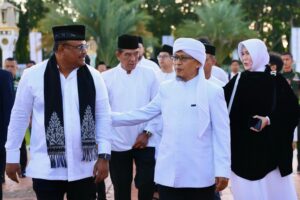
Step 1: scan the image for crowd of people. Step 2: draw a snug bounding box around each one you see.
[0,24,300,200]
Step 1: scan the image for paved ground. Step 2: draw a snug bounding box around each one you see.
[3,151,300,200]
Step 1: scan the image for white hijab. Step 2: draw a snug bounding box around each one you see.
[238,38,269,72]
[173,38,210,138]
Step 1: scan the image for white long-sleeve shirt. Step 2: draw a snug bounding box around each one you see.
[138,56,160,73]
[111,75,231,188]
[156,70,176,83]
[209,75,226,87]
[5,60,111,181]
[211,66,229,85]
[102,64,160,151]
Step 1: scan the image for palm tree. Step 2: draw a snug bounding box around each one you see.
[38,3,74,57]
[38,0,152,66]
[175,0,257,64]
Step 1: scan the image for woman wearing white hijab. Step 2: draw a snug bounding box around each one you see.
[224,39,299,200]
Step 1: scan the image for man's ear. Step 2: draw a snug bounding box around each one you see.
[57,44,64,53]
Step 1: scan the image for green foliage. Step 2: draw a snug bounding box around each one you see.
[38,0,151,66]
[72,0,151,66]
[37,3,74,57]
[10,0,59,63]
[12,0,300,64]
[15,11,30,63]
[141,0,201,43]
[235,0,300,52]
[175,0,256,63]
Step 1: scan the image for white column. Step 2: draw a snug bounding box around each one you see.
[2,49,13,62]
[0,34,18,66]
[29,31,42,63]
[291,27,300,72]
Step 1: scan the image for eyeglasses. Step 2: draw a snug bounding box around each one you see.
[157,55,171,60]
[171,55,194,62]
[63,43,89,52]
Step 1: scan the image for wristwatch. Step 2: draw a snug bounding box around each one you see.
[144,130,153,137]
[98,153,111,160]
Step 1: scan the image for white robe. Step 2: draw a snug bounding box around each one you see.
[211,65,229,85]
[156,70,176,83]
[209,75,226,87]
[112,74,231,188]
[154,70,176,158]
[138,56,160,73]
[231,169,297,200]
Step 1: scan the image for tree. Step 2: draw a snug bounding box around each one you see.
[235,0,300,52]
[72,0,152,66]
[37,2,74,58]
[175,0,256,63]
[38,0,152,66]
[10,0,59,63]
[140,0,202,43]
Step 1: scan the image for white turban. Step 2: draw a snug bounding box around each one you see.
[173,38,206,67]
[238,38,269,72]
[173,37,210,139]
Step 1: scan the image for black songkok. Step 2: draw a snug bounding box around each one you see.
[118,34,139,49]
[137,36,143,44]
[52,25,85,41]
[160,45,173,55]
[269,53,283,72]
[198,38,216,55]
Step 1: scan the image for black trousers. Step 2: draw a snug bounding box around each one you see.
[0,146,5,183]
[0,145,5,200]
[20,139,27,174]
[110,147,155,200]
[158,184,215,200]
[32,177,96,200]
[214,192,221,200]
[0,183,2,200]
[97,181,106,200]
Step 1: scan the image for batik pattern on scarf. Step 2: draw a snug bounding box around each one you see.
[44,54,97,168]
[81,105,97,161]
[46,112,67,167]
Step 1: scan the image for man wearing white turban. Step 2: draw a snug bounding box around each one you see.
[111,38,231,200]
[224,39,299,200]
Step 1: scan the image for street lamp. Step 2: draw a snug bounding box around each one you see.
[0,0,19,67]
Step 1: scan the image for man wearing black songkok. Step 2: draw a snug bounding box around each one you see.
[102,34,160,200]
[5,25,112,200]
[156,44,176,82]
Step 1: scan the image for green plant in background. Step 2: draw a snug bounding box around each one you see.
[73,0,152,66]
[11,0,300,65]
[38,0,152,66]
[175,0,256,64]
[235,0,300,53]
[25,129,31,146]
[37,2,75,58]
[9,0,61,63]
